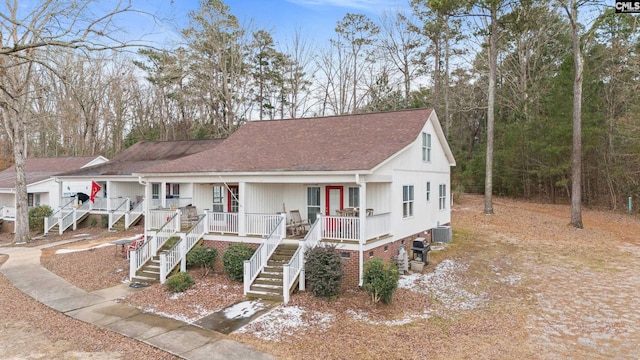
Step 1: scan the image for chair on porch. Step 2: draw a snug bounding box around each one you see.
[289,210,310,235]
[182,206,199,226]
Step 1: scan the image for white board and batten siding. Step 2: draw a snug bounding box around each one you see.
[372,115,453,241]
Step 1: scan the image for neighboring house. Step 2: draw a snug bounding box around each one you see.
[132,108,456,302]
[0,156,108,232]
[55,139,223,232]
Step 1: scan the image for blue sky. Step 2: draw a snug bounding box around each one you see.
[131,0,410,47]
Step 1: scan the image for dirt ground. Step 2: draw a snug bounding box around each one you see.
[2,195,640,359]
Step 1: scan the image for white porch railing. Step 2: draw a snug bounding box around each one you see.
[245,213,282,236]
[44,198,77,235]
[282,218,322,304]
[108,198,130,229]
[1,206,16,219]
[130,210,180,281]
[243,213,286,295]
[148,209,178,230]
[365,212,391,239]
[125,199,145,229]
[207,211,238,234]
[91,197,108,211]
[150,198,162,209]
[159,214,207,284]
[322,215,360,241]
[166,197,193,209]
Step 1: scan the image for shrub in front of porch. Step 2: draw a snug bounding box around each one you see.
[187,246,218,276]
[223,243,256,282]
[304,244,343,299]
[362,258,400,304]
[165,272,195,293]
[28,205,52,232]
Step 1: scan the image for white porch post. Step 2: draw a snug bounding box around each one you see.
[180,233,187,272]
[358,180,367,287]
[144,180,151,236]
[238,182,246,236]
[106,180,112,212]
[161,181,167,208]
[57,179,63,209]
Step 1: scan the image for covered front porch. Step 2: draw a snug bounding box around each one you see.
[147,209,391,243]
[144,177,394,243]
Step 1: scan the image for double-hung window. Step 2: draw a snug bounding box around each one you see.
[422,132,431,162]
[307,187,321,223]
[439,184,447,210]
[212,186,224,212]
[403,185,414,218]
[151,183,160,200]
[426,181,431,202]
[348,187,359,208]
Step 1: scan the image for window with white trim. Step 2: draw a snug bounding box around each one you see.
[307,187,321,223]
[439,184,447,210]
[426,181,431,202]
[402,185,414,218]
[212,186,224,212]
[348,187,359,208]
[422,132,431,162]
[151,183,160,199]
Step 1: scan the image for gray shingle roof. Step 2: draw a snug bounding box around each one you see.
[57,139,223,177]
[140,109,435,174]
[0,156,101,189]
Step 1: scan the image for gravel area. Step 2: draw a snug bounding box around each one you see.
[3,195,640,359]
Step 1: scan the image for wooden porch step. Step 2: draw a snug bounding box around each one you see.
[254,277,283,286]
[246,290,284,302]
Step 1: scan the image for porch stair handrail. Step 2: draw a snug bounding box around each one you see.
[125,199,145,230]
[44,198,77,235]
[159,214,207,284]
[282,217,322,304]
[129,210,180,281]
[108,198,130,229]
[243,213,286,295]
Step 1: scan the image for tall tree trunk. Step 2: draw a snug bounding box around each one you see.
[13,118,30,243]
[564,0,584,228]
[484,6,497,215]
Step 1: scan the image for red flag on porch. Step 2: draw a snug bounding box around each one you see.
[90,181,101,203]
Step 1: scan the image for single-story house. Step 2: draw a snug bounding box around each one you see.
[0,156,108,232]
[55,139,223,232]
[131,108,456,302]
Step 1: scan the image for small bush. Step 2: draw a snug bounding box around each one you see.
[304,244,343,299]
[165,272,195,293]
[187,246,218,275]
[222,243,255,282]
[362,258,400,304]
[28,205,53,232]
[89,217,98,227]
[101,215,109,228]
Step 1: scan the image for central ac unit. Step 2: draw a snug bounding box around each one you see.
[432,226,452,243]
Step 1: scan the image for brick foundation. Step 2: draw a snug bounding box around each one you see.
[202,230,432,290]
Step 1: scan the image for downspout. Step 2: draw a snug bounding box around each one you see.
[54,177,63,209]
[138,176,148,241]
[355,174,364,287]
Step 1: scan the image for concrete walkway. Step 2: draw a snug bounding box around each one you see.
[0,240,274,360]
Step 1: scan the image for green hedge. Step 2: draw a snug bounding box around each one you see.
[222,243,255,282]
[165,272,195,293]
[187,246,218,275]
[304,244,343,299]
[28,205,53,232]
[362,258,400,304]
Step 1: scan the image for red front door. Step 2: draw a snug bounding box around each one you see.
[325,186,343,215]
